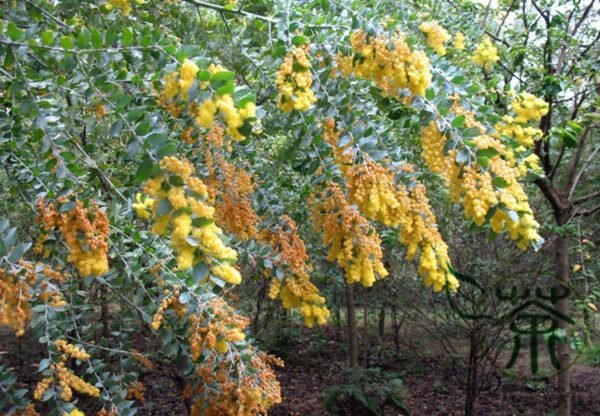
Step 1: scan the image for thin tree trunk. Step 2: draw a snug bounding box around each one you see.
[363,301,369,367]
[345,284,358,367]
[555,215,572,416]
[378,305,385,338]
[252,279,268,335]
[465,330,479,416]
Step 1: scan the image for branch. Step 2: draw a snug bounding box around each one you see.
[566,124,596,199]
[531,0,550,26]
[181,0,275,23]
[574,204,600,217]
[575,191,600,205]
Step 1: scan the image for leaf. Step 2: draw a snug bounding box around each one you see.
[476,148,499,159]
[38,358,51,372]
[0,240,7,257]
[110,119,123,137]
[8,243,31,263]
[291,35,307,46]
[211,71,235,83]
[60,35,74,50]
[155,199,172,216]
[135,158,155,182]
[451,115,466,128]
[179,292,191,304]
[492,177,511,188]
[122,27,134,47]
[193,263,209,283]
[7,22,21,41]
[41,30,55,46]
[192,218,214,227]
[91,29,103,48]
[3,227,17,248]
[156,141,178,158]
[425,87,435,100]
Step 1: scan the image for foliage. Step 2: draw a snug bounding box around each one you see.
[0,0,597,415]
[323,367,408,416]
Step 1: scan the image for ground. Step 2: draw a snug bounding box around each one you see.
[1,324,599,415]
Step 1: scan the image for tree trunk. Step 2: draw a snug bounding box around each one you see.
[555,214,572,416]
[465,330,479,416]
[252,279,268,335]
[378,305,386,338]
[345,284,358,367]
[363,301,369,367]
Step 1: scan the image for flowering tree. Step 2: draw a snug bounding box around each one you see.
[0,1,597,415]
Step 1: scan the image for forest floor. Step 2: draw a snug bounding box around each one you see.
[266,324,600,416]
[1,324,599,416]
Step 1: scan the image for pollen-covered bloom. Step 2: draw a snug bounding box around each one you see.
[472,37,499,71]
[419,21,451,56]
[276,44,317,112]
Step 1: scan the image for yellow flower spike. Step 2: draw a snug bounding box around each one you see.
[454,32,465,50]
[472,37,499,71]
[418,21,451,56]
[132,193,155,220]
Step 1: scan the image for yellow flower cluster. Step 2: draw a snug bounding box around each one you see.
[312,183,388,287]
[55,340,90,360]
[189,297,248,358]
[420,120,542,250]
[337,29,432,97]
[35,199,109,277]
[160,61,256,141]
[135,157,242,287]
[105,0,143,16]
[454,32,465,51]
[324,119,457,291]
[34,361,99,402]
[511,92,550,124]
[260,216,330,327]
[419,21,451,56]
[472,37,499,71]
[420,121,450,175]
[496,116,543,147]
[276,44,317,112]
[68,409,85,416]
[196,94,256,141]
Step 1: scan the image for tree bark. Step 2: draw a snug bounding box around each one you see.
[363,301,369,367]
[555,213,572,416]
[345,284,359,367]
[378,305,386,338]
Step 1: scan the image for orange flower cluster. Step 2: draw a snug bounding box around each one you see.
[312,183,388,287]
[0,268,32,336]
[205,150,259,240]
[0,260,66,336]
[189,297,248,358]
[35,198,109,276]
[259,216,330,327]
[130,348,154,370]
[336,29,432,98]
[186,351,283,416]
[150,287,187,331]
[126,381,145,402]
